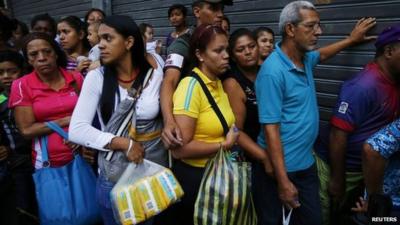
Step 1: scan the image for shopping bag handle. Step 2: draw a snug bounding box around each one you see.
[39,122,69,168]
[40,136,50,168]
[45,121,68,140]
[282,206,293,225]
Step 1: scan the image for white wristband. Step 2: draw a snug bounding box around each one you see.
[126,139,134,157]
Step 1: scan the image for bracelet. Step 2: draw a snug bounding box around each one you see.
[126,139,134,157]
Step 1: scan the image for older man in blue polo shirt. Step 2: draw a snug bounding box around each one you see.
[254,1,376,225]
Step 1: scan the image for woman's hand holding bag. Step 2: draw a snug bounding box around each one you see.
[125,140,145,164]
[221,125,239,150]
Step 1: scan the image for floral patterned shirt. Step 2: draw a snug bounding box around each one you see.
[367,119,400,208]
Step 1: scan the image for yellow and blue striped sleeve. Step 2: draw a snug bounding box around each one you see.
[173,77,201,119]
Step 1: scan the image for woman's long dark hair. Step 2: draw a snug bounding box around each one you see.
[100,15,151,124]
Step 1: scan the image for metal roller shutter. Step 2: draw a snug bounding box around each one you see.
[10,0,92,25]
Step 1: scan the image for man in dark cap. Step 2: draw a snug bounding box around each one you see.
[161,0,232,150]
[315,24,400,224]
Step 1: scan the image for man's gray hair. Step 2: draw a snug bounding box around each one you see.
[279,1,316,35]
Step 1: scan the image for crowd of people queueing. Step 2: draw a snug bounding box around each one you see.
[0,1,399,225]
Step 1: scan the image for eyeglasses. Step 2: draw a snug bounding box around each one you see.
[296,22,322,32]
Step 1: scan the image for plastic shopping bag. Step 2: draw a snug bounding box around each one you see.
[282,207,293,225]
[110,160,184,225]
[194,149,257,225]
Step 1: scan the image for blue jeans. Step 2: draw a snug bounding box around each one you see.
[252,163,322,225]
[96,175,154,225]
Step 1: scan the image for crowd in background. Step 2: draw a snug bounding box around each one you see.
[0,0,399,225]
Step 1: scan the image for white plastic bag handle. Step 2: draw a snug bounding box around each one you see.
[282,206,293,225]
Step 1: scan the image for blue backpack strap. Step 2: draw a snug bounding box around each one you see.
[45,121,68,140]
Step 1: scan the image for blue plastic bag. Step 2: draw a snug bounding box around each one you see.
[33,121,101,225]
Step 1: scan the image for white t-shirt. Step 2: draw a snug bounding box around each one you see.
[150,53,165,69]
[88,44,100,62]
[146,41,157,54]
[69,66,163,151]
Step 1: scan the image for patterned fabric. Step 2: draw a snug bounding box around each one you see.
[367,119,400,207]
[97,68,168,182]
[66,58,78,72]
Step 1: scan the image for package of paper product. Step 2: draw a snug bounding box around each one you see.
[111,160,184,225]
